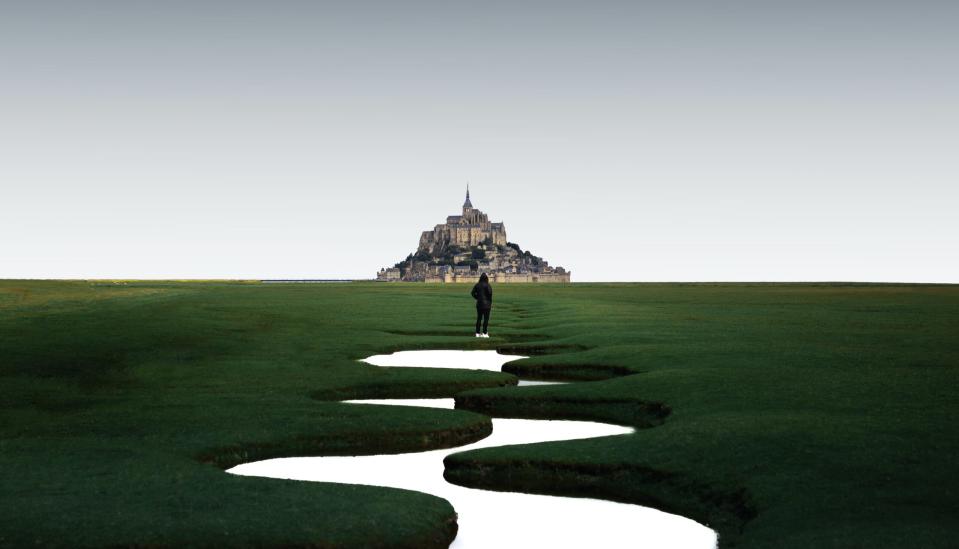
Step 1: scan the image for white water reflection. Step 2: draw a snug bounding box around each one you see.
[228,350,717,549]
[360,349,528,371]
[362,349,564,387]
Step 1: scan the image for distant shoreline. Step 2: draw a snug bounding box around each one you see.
[261,279,359,283]
[0,279,955,286]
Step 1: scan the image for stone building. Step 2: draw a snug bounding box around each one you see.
[375,267,401,281]
[377,188,571,283]
[417,188,507,254]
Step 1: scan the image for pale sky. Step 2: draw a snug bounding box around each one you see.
[2,1,957,282]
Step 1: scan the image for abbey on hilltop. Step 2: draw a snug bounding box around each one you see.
[377,188,571,283]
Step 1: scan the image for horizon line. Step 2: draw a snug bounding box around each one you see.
[1,278,956,285]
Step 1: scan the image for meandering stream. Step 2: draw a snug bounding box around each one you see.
[228,350,717,548]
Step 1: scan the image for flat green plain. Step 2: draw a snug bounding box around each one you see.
[1,281,956,548]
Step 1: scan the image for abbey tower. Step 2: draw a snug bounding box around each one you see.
[377,188,571,283]
[417,187,508,254]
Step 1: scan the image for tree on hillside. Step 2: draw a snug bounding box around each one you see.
[413,250,431,262]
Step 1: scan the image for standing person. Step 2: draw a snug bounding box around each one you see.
[471,273,493,338]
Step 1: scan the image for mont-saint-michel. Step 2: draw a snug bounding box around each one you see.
[376,189,571,283]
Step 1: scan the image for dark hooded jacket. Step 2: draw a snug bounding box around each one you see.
[471,274,493,310]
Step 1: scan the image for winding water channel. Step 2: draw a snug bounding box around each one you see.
[228,350,717,548]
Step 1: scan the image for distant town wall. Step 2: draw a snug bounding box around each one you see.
[424,272,571,284]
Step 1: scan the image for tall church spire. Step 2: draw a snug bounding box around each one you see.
[463,183,473,209]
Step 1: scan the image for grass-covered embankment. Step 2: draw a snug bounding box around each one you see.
[445,283,959,547]
[0,281,514,548]
[1,281,957,547]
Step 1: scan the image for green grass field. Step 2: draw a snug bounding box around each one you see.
[1,281,957,547]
